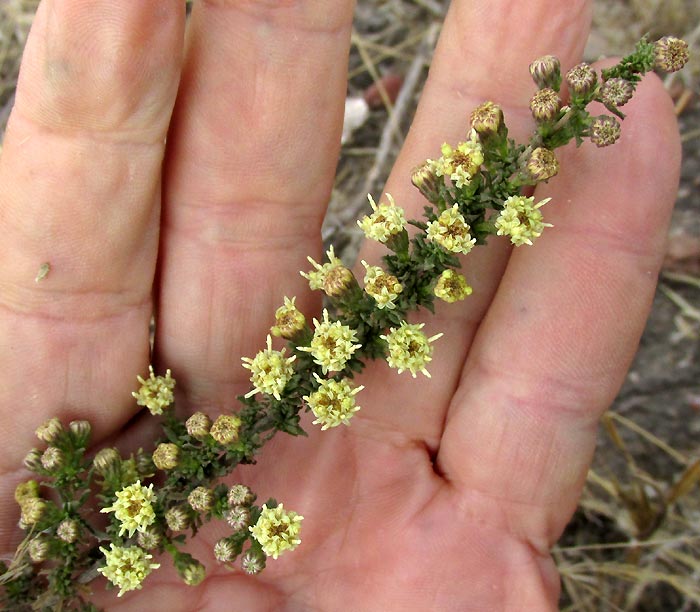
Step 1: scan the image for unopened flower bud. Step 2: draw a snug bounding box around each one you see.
[20,497,46,526]
[225,506,251,532]
[181,561,206,586]
[411,161,442,202]
[186,411,211,439]
[137,528,162,550]
[470,101,503,136]
[590,115,621,147]
[41,447,64,471]
[165,506,190,532]
[68,420,91,445]
[529,88,561,122]
[654,36,689,73]
[228,484,255,508]
[14,480,40,504]
[323,264,355,298]
[566,62,597,97]
[270,296,306,339]
[188,486,214,513]
[214,538,236,563]
[527,147,560,181]
[93,447,121,476]
[600,77,634,108]
[152,443,179,470]
[57,518,79,543]
[35,418,63,444]
[210,414,242,446]
[241,548,266,575]
[28,537,50,563]
[529,55,561,90]
[23,449,43,472]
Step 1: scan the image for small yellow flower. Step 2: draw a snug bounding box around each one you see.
[381,322,443,378]
[297,310,361,374]
[304,373,364,430]
[132,366,175,416]
[433,270,473,303]
[495,195,553,246]
[100,480,156,538]
[434,130,484,188]
[270,296,306,339]
[426,205,476,254]
[357,193,406,243]
[242,335,296,401]
[301,246,354,297]
[98,544,160,597]
[361,260,403,309]
[249,503,303,560]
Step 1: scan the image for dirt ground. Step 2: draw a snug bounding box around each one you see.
[1,1,699,610]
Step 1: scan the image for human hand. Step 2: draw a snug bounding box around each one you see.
[0,1,681,609]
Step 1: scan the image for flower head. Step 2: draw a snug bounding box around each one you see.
[566,62,597,96]
[590,115,621,147]
[249,503,303,560]
[35,417,63,444]
[188,486,214,514]
[361,260,403,309]
[210,414,242,445]
[100,480,156,538]
[301,246,354,297]
[132,366,175,416]
[426,204,476,254]
[434,131,484,188]
[357,193,406,243]
[495,195,553,246]
[527,147,559,182]
[297,310,361,374]
[381,322,443,378]
[433,270,473,303]
[529,88,561,122]
[242,335,296,400]
[270,296,306,339]
[185,411,211,439]
[152,443,179,470]
[529,55,561,89]
[304,374,364,430]
[600,77,634,108]
[98,544,160,597]
[654,36,689,73]
[470,101,503,136]
[411,161,442,202]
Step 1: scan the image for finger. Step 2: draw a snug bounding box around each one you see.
[438,75,681,548]
[155,0,355,410]
[354,0,592,445]
[0,1,184,471]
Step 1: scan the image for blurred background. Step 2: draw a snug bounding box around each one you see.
[1,1,699,609]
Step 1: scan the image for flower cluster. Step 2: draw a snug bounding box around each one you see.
[249,504,303,560]
[362,260,403,309]
[100,480,156,538]
[426,204,477,254]
[357,193,406,243]
[242,335,296,400]
[132,366,175,415]
[304,374,363,430]
[97,544,160,597]
[495,195,552,246]
[382,322,443,378]
[433,130,484,188]
[297,310,361,373]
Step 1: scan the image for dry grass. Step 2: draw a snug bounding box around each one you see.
[1,1,699,610]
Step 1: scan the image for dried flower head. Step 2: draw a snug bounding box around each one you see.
[303,374,363,430]
[495,195,553,246]
[654,36,689,72]
[152,443,179,470]
[529,55,561,89]
[529,88,561,122]
[165,506,190,532]
[590,115,621,147]
[35,417,63,444]
[600,77,634,108]
[434,131,484,188]
[185,411,211,439]
[270,296,306,339]
[100,480,156,538]
[132,366,176,416]
[381,322,443,378]
[433,270,473,303]
[566,62,597,96]
[242,335,296,401]
[249,503,303,560]
[470,101,503,135]
[98,544,160,597]
[210,414,242,445]
[527,147,559,182]
[297,310,361,374]
[426,204,476,254]
[357,193,407,244]
[241,548,266,575]
[301,245,354,297]
[188,486,214,514]
[228,484,255,508]
[361,261,403,309]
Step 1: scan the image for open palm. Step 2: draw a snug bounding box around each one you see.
[0,1,680,610]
